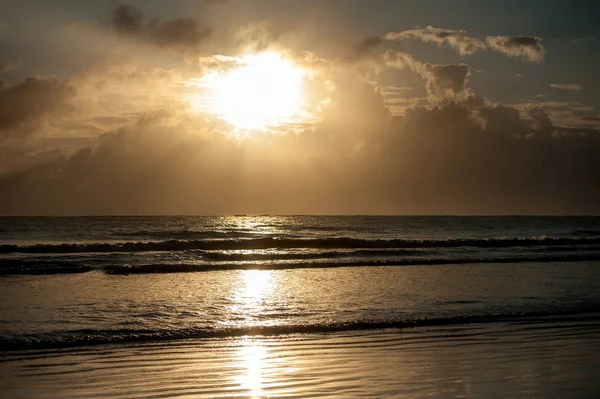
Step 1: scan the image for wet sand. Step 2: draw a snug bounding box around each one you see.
[2,315,600,398]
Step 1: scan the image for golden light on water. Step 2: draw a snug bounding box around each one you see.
[191,52,307,131]
[233,269,274,313]
[232,270,275,397]
[237,340,268,398]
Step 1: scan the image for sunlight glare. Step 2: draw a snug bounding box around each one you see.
[238,340,267,398]
[240,269,273,301]
[197,52,306,131]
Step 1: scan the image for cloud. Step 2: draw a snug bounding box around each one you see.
[419,63,471,102]
[550,83,583,91]
[3,67,599,216]
[385,26,486,55]
[384,26,544,62]
[485,36,544,62]
[1,11,598,215]
[151,18,211,49]
[513,100,599,129]
[383,51,472,102]
[111,5,143,36]
[0,63,197,177]
[233,23,292,53]
[197,54,241,73]
[0,77,75,134]
[110,5,211,49]
[346,37,384,62]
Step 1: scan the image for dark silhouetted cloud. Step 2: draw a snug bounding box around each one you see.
[485,36,544,62]
[383,51,472,102]
[110,5,211,49]
[384,27,544,62]
[111,5,144,36]
[385,26,485,55]
[0,77,75,134]
[347,37,385,61]
[2,76,599,215]
[419,63,471,102]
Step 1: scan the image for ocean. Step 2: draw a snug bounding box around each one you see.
[2,216,600,398]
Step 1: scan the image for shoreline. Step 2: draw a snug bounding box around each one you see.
[2,310,600,353]
[2,316,600,398]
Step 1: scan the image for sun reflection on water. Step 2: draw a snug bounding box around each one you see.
[238,270,273,302]
[236,339,268,398]
[218,215,286,237]
[228,269,276,328]
[231,271,275,397]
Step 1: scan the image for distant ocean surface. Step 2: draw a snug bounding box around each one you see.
[2,215,600,351]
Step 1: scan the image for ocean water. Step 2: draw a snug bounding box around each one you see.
[2,215,600,353]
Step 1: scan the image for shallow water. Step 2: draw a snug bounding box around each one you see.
[2,317,600,398]
[2,261,600,350]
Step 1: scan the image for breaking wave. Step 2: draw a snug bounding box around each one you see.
[2,309,599,352]
[2,253,600,276]
[2,236,600,254]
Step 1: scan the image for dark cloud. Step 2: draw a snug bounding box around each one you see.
[0,77,75,134]
[2,76,599,215]
[234,24,292,53]
[384,27,544,62]
[0,14,595,215]
[385,26,485,55]
[150,18,211,48]
[485,36,544,62]
[111,5,143,36]
[110,5,211,49]
[347,37,384,61]
[383,51,471,102]
[420,63,471,102]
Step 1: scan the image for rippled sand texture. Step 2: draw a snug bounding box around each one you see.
[2,317,600,399]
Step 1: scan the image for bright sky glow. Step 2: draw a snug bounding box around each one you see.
[193,52,306,131]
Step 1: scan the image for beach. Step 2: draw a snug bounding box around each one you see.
[2,315,600,398]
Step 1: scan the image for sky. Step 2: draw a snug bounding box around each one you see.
[0,0,599,215]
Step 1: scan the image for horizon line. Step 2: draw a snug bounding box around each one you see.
[1,214,599,218]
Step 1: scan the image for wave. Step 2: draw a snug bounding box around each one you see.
[103,253,600,274]
[2,309,599,352]
[0,259,97,276]
[3,252,599,276]
[202,249,423,262]
[2,236,600,254]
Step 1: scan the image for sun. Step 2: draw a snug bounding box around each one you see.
[194,52,306,131]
